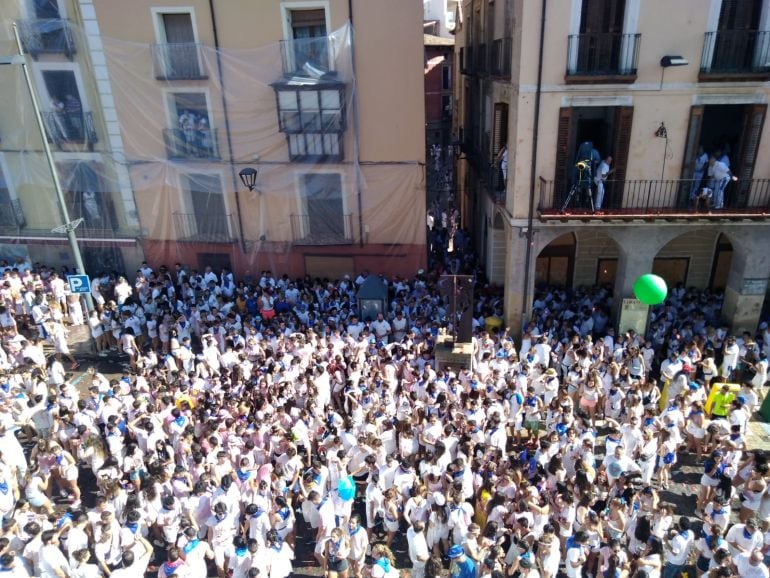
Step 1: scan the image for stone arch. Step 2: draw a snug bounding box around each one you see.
[534,232,576,288]
[651,229,723,290]
[571,228,622,287]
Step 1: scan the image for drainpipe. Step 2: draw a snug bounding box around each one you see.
[208,0,246,253]
[521,0,547,326]
[347,0,365,247]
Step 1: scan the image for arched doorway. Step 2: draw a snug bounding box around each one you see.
[709,233,733,290]
[535,232,576,287]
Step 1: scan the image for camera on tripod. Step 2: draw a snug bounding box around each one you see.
[561,141,600,213]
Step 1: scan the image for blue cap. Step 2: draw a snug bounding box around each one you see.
[448,545,464,559]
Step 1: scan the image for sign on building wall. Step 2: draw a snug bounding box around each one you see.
[741,278,769,296]
[618,298,649,338]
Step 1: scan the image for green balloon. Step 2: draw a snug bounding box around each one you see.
[633,274,668,305]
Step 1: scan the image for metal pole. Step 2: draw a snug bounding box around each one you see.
[12,23,93,311]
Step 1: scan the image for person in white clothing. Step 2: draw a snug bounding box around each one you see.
[407,521,430,578]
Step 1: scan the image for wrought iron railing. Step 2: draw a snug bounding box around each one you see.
[490,38,512,78]
[16,19,76,59]
[164,128,220,160]
[566,33,641,76]
[290,213,354,245]
[280,36,332,76]
[538,177,770,215]
[173,212,236,243]
[151,43,207,80]
[700,30,770,75]
[42,111,97,149]
[0,199,26,229]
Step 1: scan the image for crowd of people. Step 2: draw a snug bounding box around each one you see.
[0,260,766,578]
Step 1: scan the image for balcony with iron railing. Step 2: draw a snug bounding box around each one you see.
[42,111,97,150]
[537,177,770,220]
[66,195,125,238]
[566,33,641,83]
[151,43,208,80]
[290,213,354,245]
[173,212,237,243]
[280,36,333,77]
[163,128,220,160]
[700,30,770,80]
[16,19,76,59]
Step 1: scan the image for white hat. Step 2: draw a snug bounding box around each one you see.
[433,492,446,506]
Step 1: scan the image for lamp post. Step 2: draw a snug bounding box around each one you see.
[239,167,266,242]
[655,122,668,182]
[3,23,93,311]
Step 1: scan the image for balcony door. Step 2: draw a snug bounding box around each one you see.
[40,69,88,143]
[713,0,764,72]
[30,0,62,18]
[159,12,200,79]
[554,106,633,209]
[185,174,228,240]
[301,173,345,243]
[288,9,329,73]
[169,92,213,158]
[680,103,766,207]
[575,0,626,73]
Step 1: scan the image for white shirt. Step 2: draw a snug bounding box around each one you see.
[734,554,769,578]
[39,544,70,578]
[407,527,430,566]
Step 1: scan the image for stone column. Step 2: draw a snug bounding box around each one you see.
[721,249,769,335]
[610,229,661,317]
[503,227,533,334]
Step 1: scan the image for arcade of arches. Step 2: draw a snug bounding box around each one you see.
[503,225,770,334]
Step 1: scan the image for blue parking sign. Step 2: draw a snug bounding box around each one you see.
[67,274,91,294]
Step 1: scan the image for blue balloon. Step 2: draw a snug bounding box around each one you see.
[338,476,355,501]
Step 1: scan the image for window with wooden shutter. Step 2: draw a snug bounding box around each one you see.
[491,103,508,157]
[554,107,573,203]
[734,104,766,207]
[678,106,704,207]
[609,106,633,209]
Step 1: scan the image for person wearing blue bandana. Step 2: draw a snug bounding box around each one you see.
[726,517,762,558]
[265,529,294,578]
[179,525,214,578]
[370,544,399,578]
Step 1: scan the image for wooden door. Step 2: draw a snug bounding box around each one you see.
[679,105,704,207]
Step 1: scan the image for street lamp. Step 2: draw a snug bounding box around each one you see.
[239,167,258,191]
[238,167,266,241]
[3,23,93,310]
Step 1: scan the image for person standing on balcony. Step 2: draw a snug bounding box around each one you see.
[64,94,83,141]
[496,142,508,189]
[707,155,736,210]
[689,145,709,200]
[593,155,612,212]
